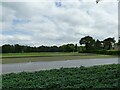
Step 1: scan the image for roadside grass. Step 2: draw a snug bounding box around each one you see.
[2,52,93,58]
[1,52,117,64]
[2,64,119,89]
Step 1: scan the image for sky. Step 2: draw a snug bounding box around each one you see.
[0,0,118,46]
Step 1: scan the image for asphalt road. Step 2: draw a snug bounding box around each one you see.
[2,58,119,74]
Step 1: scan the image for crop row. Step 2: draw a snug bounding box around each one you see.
[2,64,120,89]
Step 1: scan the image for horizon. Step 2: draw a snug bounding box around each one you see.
[0,35,118,47]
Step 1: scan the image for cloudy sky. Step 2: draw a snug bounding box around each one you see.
[1,0,118,46]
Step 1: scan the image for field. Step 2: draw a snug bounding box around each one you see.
[2,64,119,89]
[1,52,117,64]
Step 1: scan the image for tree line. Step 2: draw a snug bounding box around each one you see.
[1,36,119,53]
[1,44,78,53]
[79,36,118,52]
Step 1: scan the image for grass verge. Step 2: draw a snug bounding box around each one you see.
[1,52,117,64]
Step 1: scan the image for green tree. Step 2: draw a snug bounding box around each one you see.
[103,37,115,50]
[59,44,75,52]
[118,37,120,45]
[74,44,78,52]
[95,39,102,50]
[79,36,95,51]
[67,44,75,52]
[14,44,22,53]
[2,44,14,53]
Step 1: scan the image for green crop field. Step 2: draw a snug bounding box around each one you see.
[1,52,117,64]
[2,64,120,89]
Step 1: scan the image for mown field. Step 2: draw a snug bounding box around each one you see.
[2,64,120,89]
[1,52,117,64]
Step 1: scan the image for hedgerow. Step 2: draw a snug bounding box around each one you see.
[79,50,120,56]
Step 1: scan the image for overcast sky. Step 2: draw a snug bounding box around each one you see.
[1,0,118,46]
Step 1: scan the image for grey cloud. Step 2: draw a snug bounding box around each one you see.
[2,2,31,18]
[1,1,118,46]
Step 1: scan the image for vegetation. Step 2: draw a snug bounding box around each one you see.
[2,64,120,89]
[2,52,116,64]
[1,36,119,64]
[1,36,119,54]
[1,44,77,53]
[78,50,120,55]
[79,36,96,51]
[2,52,78,58]
[87,50,120,56]
[1,36,119,88]
[79,36,116,52]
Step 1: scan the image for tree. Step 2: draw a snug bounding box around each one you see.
[2,44,14,53]
[95,39,102,50]
[50,46,59,52]
[0,46,2,53]
[74,44,78,52]
[103,37,116,50]
[14,44,22,53]
[118,37,120,45]
[67,44,75,52]
[59,44,75,52]
[79,36,95,51]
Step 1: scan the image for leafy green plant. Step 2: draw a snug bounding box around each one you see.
[2,64,120,89]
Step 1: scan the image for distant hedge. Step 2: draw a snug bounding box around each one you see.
[79,50,120,56]
[95,50,120,56]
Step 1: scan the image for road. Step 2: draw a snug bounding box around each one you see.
[2,58,119,74]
